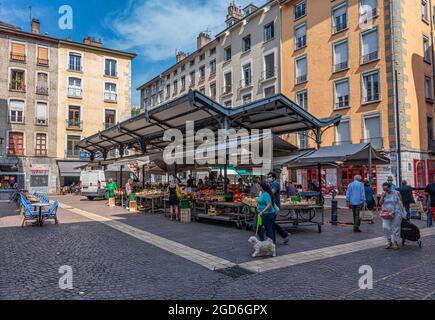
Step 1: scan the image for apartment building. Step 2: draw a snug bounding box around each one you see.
[0,19,136,193]
[280,0,435,190]
[56,36,135,186]
[0,20,59,193]
[139,1,281,109]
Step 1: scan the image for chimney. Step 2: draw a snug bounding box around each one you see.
[197,32,211,49]
[226,1,244,27]
[83,35,103,47]
[31,18,40,34]
[176,51,186,63]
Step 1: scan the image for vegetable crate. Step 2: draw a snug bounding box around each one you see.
[180,208,191,223]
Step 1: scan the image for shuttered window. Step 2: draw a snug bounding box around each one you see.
[37,46,49,65]
[11,42,26,61]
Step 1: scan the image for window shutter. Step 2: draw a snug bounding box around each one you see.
[11,43,25,55]
[36,103,47,119]
[38,46,48,60]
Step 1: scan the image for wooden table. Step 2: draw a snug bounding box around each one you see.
[32,203,50,226]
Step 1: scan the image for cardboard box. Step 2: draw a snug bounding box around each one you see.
[108,197,116,207]
[180,208,191,223]
[129,200,138,213]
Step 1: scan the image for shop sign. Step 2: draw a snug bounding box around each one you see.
[80,151,104,160]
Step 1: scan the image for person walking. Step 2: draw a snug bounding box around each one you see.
[257,182,277,244]
[380,182,403,249]
[125,179,132,210]
[364,180,376,211]
[397,180,415,220]
[387,176,397,191]
[424,181,435,227]
[346,175,366,232]
[286,180,298,198]
[167,179,180,221]
[268,172,290,244]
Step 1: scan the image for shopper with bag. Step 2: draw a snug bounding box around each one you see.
[380,182,403,249]
[256,182,277,243]
[268,172,290,244]
[167,179,180,221]
[346,175,366,232]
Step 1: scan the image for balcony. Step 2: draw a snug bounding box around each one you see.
[37,58,49,66]
[295,36,307,50]
[239,77,253,90]
[10,52,26,63]
[261,67,277,82]
[295,74,307,85]
[65,149,80,159]
[335,96,349,109]
[104,92,117,102]
[334,61,348,72]
[35,117,48,126]
[222,85,233,96]
[8,116,25,124]
[66,119,83,130]
[9,82,26,92]
[8,148,24,156]
[68,87,82,98]
[361,51,379,64]
[35,149,48,157]
[361,137,383,149]
[36,85,49,95]
[333,20,347,34]
[198,75,206,84]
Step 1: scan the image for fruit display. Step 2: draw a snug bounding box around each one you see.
[243,196,258,208]
[135,189,165,197]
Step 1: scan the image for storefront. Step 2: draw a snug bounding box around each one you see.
[29,164,49,194]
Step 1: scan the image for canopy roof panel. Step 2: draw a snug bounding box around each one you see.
[78,91,341,160]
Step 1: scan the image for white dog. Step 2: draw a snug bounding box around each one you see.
[248,236,276,258]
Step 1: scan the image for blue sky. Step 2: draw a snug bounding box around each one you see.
[0,0,259,106]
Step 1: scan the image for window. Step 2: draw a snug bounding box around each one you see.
[209,47,216,56]
[335,119,351,145]
[363,114,382,149]
[360,0,377,17]
[334,79,350,109]
[37,46,49,65]
[422,0,429,21]
[104,110,116,129]
[36,72,48,95]
[166,84,171,98]
[423,36,431,63]
[333,40,348,72]
[210,59,217,75]
[68,77,82,98]
[264,86,275,97]
[199,54,205,62]
[10,42,26,62]
[173,69,178,77]
[224,100,232,107]
[263,53,276,80]
[294,1,306,19]
[105,59,117,77]
[190,59,195,67]
[8,132,24,156]
[35,133,47,156]
[66,135,81,158]
[224,46,232,62]
[332,3,347,34]
[243,35,251,52]
[242,93,252,104]
[199,66,206,82]
[362,71,380,103]
[210,83,216,98]
[296,90,309,149]
[295,56,307,84]
[181,64,186,72]
[67,106,82,129]
[295,23,307,50]
[35,102,48,125]
[189,71,196,87]
[361,29,379,64]
[242,63,252,88]
[425,76,433,101]
[10,69,25,91]
[173,80,178,94]
[428,117,434,149]
[9,100,24,123]
[264,23,275,42]
[181,76,186,91]
[223,72,232,95]
[69,53,82,71]
[199,87,205,95]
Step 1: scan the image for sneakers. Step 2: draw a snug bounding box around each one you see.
[282,235,290,245]
[385,241,393,249]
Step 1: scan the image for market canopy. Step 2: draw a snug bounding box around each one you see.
[78,91,341,160]
[293,143,390,166]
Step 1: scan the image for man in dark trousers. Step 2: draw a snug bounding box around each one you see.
[397,180,415,220]
[425,181,435,227]
[268,172,290,244]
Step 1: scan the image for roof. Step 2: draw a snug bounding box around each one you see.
[78,90,341,159]
[0,24,136,58]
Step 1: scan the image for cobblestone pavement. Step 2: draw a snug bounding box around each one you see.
[1,196,434,300]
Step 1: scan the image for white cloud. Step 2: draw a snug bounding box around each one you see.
[106,0,259,61]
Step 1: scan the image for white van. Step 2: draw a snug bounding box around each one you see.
[80,170,107,200]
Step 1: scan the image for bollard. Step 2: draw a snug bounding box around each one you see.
[331,189,338,225]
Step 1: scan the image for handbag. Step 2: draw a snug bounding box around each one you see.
[380,209,394,220]
[360,206,374,221]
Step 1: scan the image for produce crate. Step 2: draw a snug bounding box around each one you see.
[180,208,191,223]
[129,200,138,213]
[108,197,116,207]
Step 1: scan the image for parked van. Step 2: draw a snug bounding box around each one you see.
[80,170,107,200]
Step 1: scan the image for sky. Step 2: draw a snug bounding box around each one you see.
[0,0,260,106]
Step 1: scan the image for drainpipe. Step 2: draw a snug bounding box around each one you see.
[389,0,402,185]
